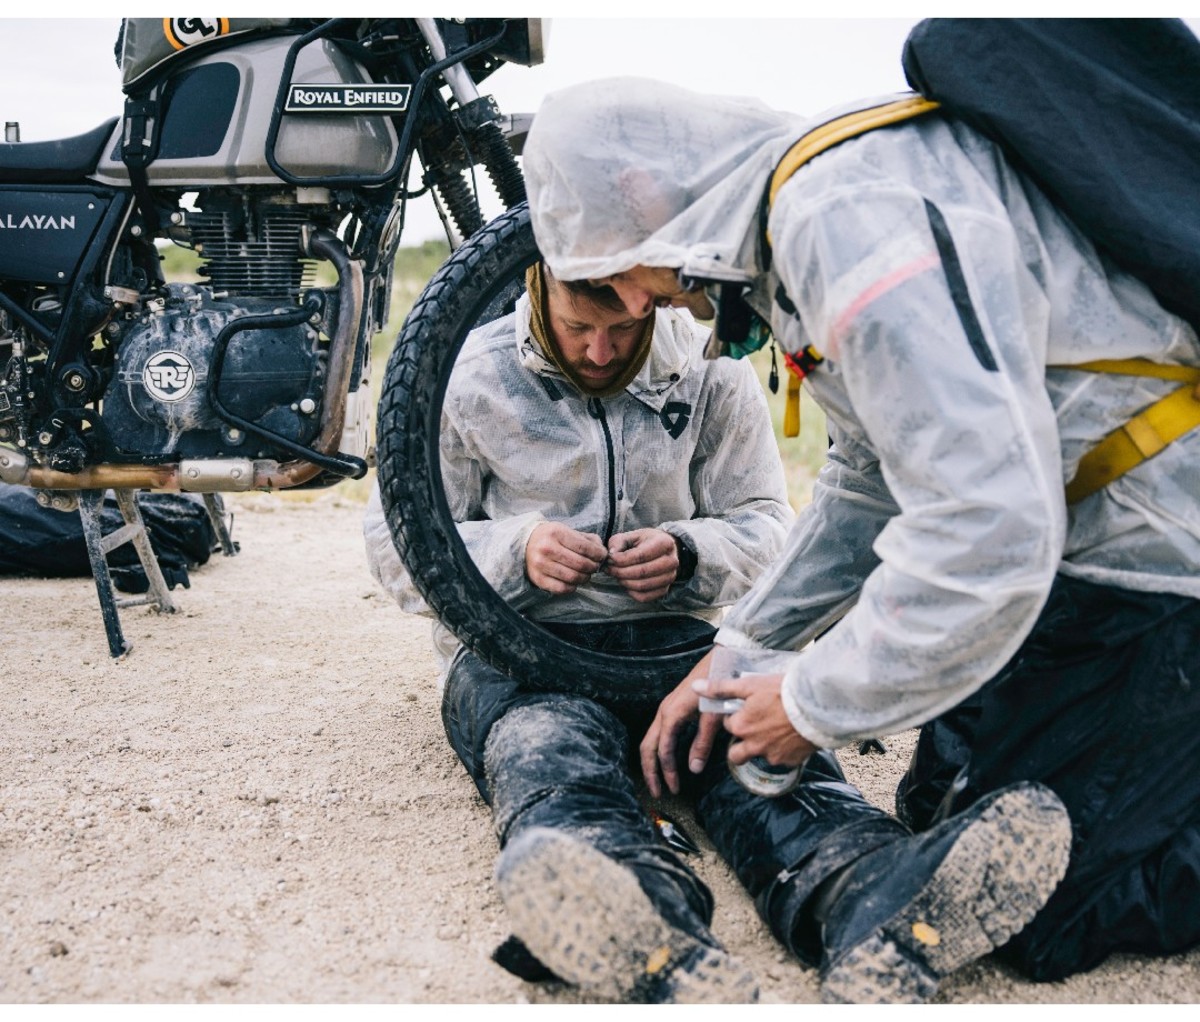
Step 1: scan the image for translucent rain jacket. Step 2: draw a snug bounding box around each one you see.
[524,77,1200,748]
[363,290,792,675]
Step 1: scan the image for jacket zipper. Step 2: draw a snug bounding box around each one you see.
[588,397,618,543]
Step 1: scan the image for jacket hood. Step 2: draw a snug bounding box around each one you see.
[513,291,705,411]
[523,76,809,285]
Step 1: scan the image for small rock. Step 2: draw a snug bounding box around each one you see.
[48,941,69,957]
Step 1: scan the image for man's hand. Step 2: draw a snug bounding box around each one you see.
[606,528,680,602]
[525,522,607,594]
[640,647,727,797]
[695,672,817,768]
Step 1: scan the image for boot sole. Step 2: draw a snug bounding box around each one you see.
[495,828,758,1003]
[821,783,1072,1004]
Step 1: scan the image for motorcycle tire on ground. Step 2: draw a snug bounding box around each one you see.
[375,203,709,704]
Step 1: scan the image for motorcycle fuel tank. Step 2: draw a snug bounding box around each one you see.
[92,36,399,187]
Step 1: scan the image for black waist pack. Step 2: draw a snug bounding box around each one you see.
[903,18,1200,330]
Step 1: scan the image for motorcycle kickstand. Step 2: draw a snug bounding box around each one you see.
[201,493,238,557]
[77,488,178,659]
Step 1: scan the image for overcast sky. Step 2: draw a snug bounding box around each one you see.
[1,13,1191,241]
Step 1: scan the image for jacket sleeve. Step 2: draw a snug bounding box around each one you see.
[657,355,794,610]
[363,408,546,616]
[717,423,896,651]
[363,482,431,615]
[720,170,1067,748]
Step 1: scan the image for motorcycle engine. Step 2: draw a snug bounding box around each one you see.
[101,282,326,461]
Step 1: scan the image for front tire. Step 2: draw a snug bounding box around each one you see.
[375,203,708,703]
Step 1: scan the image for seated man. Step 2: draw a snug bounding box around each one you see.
[364,262,794,1002]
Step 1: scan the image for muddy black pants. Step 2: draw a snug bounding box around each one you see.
[441,616,725,943]
[444,581,1200,983]
[896,575,1200,980]
[441,615,900,952]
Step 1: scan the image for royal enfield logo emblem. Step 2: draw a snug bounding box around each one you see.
[143,351,196,403]
[164,18,231,51]
[285,84,412,114]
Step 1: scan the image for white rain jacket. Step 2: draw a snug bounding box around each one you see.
[524,77,1200,748]
[363,290,792,675]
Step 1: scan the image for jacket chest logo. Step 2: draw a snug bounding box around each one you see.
[660,401,692,439]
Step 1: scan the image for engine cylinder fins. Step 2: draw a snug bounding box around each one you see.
[188,205,318,298]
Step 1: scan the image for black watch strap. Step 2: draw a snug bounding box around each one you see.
[673,535,698,583]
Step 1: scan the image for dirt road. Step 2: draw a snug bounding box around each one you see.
[2,493,1195,1004]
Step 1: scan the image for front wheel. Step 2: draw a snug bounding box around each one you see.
[375,203,708,703]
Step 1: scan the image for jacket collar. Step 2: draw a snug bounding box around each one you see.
[513,292,699,411]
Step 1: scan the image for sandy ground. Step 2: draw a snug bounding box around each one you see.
[2,491,1197,1006]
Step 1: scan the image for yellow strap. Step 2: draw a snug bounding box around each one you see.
[766,99,1200,500]
[1064,360,1200,503]
[767,95,941,245]
[1073,358,1200,383]
[784,373,801,438]
[766,95,940,432]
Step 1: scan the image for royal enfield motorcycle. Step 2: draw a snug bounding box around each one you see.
[0,16,542,655]
[0,16,696,694]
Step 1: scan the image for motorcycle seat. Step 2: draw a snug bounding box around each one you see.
[0,117,119,183]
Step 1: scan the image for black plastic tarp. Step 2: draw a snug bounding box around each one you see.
[0,484,223,593]
[903,18,1200,331]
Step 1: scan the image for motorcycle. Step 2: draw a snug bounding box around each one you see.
[0,16,542,656]
[0,16,697,696]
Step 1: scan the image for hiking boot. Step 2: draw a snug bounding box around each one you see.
[494,827,759,1003]
[818,781,1071,1004]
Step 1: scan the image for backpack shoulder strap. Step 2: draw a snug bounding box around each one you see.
[764,99,1200,501]
[765,94,941,248]
[764,94,940,435]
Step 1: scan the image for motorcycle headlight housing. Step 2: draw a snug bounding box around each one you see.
[493,18,548,67]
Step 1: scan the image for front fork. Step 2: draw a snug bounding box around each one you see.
[415,18,526,244]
